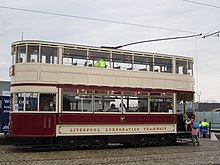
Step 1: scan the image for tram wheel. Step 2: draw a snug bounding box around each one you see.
[88,137,108,149]
[132,136,148,147]
[59,138,81,150]
[158,136,168,146]
[168,135,177,145]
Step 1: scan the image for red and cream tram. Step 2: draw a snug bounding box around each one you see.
[9,40,194,149]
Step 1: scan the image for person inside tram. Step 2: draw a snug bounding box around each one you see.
[95,59,106,68]
[136,102,147,112]
[31,59,36,63]
[183,65,187,74]
[107,103,119,112]
[18,58,23,63]
[39,94,55,111]
[119,103,126,112]
[84,61,92,67]
[167,103,173,113]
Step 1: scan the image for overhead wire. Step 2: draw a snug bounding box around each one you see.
[202,30,220,38]
[181,0,220,9]
[203,24,220,37]
[101,33,202,49]
[0,5,197,34]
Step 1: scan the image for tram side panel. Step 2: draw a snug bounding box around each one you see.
[9,113,57,137]
[56,113,177,137]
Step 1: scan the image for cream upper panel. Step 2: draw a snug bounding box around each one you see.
[11,63,194,91]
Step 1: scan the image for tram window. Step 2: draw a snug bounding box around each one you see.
[176,101,183,114]
[154,58,172,73]
[75,95,92,112]
[112,53,132,70]
[41,46,58,64]
[62,94,92,112]
[93,95,119,112]
[63,48,87,66]
[150,97,173,113]
[14,93,24,111]
[176,92,193,114]
[11,45,16,64]
[176,100,193,114]
[104,96,121,112]
[186,101,193,113]
[27,45,39,63]
[188,60,193,75]
[126,96,148,112]
[133,56,153,71]
[94,95,105,112]
[25,93,38,111]
[62,94,71,111]
[39,94,56,111]
[17,46,26,63]
[176,60,187,75]
[89,51,110,68]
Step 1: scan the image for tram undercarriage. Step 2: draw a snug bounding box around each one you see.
[14,133,179,150]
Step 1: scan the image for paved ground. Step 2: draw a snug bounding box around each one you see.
[0,138,219,165]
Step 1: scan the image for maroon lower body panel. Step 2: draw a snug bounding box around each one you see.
[9,113,56,137]
[9,113,176,137]
[59,113,176,125]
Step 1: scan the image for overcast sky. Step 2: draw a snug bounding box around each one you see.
[1,0,220,102]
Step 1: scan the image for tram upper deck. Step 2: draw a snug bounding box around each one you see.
[10,40,194,92]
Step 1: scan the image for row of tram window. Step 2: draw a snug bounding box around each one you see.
[13,93,56,112]
[12,89,175,113]
[12,44,193,75]
[11,88,193,114]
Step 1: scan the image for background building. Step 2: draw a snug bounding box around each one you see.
[0,81,10,134]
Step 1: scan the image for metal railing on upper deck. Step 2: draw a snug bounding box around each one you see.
[11,40,194,76]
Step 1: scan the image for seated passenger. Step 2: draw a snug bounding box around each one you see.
[18,58,23,63]
[40,94,55,111]
[95,59,106,68]
[95,109,103,112]
[107,103,119,112]
[40,99,50,111]
[84,61,91,66]
[183,65,187,74]
[136,102,147,112]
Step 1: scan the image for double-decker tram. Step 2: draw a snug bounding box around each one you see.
[9,40,195,149]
